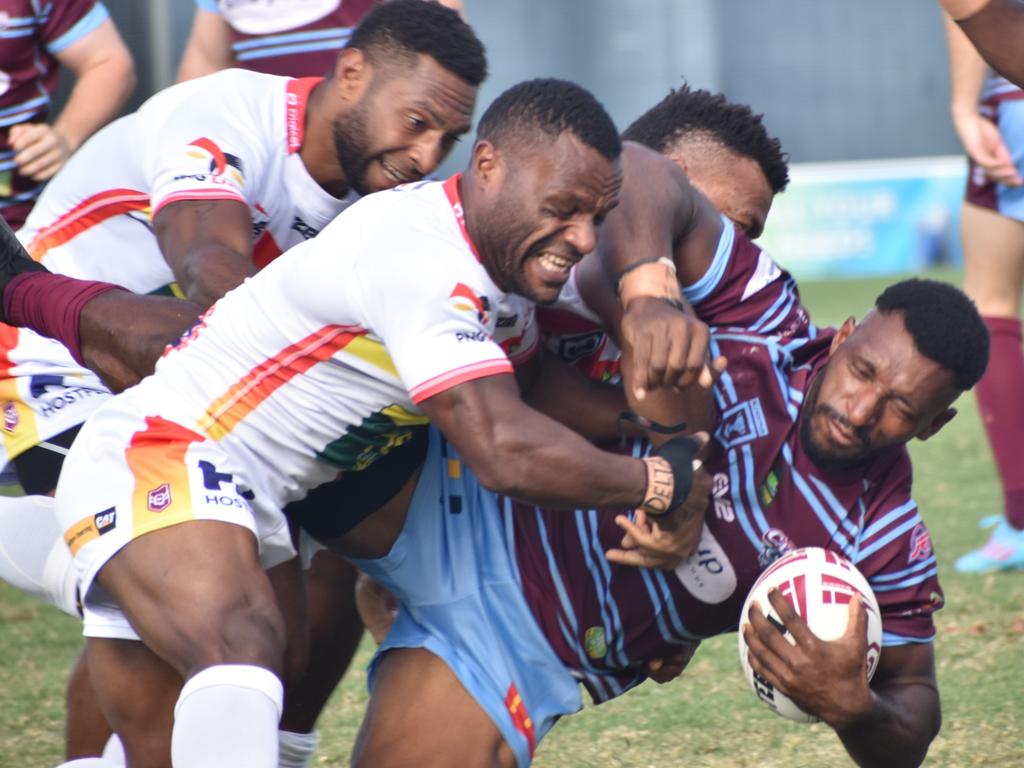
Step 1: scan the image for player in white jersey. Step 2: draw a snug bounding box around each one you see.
[48,80,706,768]
[0,2,487,764]
[0,0,484,495]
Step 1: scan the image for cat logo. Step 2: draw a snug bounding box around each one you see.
[94,508,117,534]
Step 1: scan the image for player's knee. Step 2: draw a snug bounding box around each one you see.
[182,597,287,677]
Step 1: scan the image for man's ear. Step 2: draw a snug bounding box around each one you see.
[471,139,503,185]
[917,407,957,442]
[667,150,689,175]
[830,316,857,355]
[332,47,371,102]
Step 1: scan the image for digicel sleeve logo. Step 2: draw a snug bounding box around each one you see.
[183,137,245,186]
[448,283,491,326]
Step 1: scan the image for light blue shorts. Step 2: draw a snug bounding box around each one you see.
[351,429,582,767]
[967,97,1024,222]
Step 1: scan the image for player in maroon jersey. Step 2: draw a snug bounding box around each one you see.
[341,278,988,768]
[0,0,134,230]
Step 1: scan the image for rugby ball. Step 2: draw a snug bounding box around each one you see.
[737,547,882,723]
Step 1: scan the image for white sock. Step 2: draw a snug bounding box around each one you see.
[172,664,283,768]
[53,759,122,768]
[0,494,79,616]
[278,729,318,768]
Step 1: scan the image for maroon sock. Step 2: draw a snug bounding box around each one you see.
[976,316,1024,530]
[2,272,124,365]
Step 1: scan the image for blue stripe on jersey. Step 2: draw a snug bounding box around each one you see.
[195,0,219,11]
[534,508,618,700]
[0,27,36,39]
[638,566,683,645]
[728,448,766,550]
[740,443,771,535]
[749,277,798,333]
[855,512,922,562]
[883,631,934,646]
[0,94,49,119]
[781,444,856,556]
[808,474,863,542]
[683,215,734,305]
[860,500,918,543]
[233,26,354,51]
[575,510,630,669]
[0,15,39,29]
[0,186,44,206]
[869,556,936,584]
[47,3,109,54]
[871,564,938,593]
[651,569,702,642]
[709,338,738,403]
[236,39,350,61]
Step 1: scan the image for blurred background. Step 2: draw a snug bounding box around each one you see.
[90,0,967,280]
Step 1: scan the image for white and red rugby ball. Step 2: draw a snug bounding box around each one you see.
[738,546,882,723]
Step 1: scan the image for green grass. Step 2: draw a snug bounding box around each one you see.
[2,269,1022,766]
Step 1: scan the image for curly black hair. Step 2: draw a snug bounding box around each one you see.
[875,279,990,391]
[345,0,487,86]
[622,84,789,193]
[476,78,621,161]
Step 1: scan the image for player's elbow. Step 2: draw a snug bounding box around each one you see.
[463,436,533,497]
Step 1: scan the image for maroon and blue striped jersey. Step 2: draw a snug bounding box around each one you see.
[508,330,942,702]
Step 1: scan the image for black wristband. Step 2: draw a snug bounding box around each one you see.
[651,434,702,512]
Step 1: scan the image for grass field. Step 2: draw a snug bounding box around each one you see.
[1,269,1022,766]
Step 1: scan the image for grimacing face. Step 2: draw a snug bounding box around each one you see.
[670,146,774,239]
[799,310,959,471]
[477,132,623,305]
[333,53,476,196]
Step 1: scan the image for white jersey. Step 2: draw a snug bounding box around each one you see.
[0,69,356,465]
[19,68,354,292]
[106,176,538,511]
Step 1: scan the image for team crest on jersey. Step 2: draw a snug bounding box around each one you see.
[448,283,491,326]
[715,398,768,449]
[757,528,795,569]
[908,523,933,563]
[177,137,245,187]
[584,626,607,659]
[147,484,172,512]
[2,401,18,432]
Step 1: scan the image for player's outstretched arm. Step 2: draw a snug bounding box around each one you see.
[745,590,940,768]
[581,143,724,393]
[947,0,1024,90]
[419,372,648,509]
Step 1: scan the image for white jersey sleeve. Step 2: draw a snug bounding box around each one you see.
[142,70,278,217]
[354,240,514,404]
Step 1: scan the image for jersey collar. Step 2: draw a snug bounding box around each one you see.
[442,173,482,262]
[286,77,322,155]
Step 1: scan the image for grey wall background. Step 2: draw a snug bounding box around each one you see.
[78,0,961,167]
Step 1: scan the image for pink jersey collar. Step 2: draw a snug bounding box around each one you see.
[442,173,481,262]
[286,77,322,155]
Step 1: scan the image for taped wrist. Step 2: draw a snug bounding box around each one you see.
[3,272,125,364]
[640,434,702,516]
[616,257,682,310]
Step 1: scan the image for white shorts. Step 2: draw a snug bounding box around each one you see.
[0,325,113,464]
[55,397,295,640]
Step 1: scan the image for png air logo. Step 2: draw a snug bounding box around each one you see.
[449,283,491,326]
[180,137,245,186]
[147,484,172,512]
